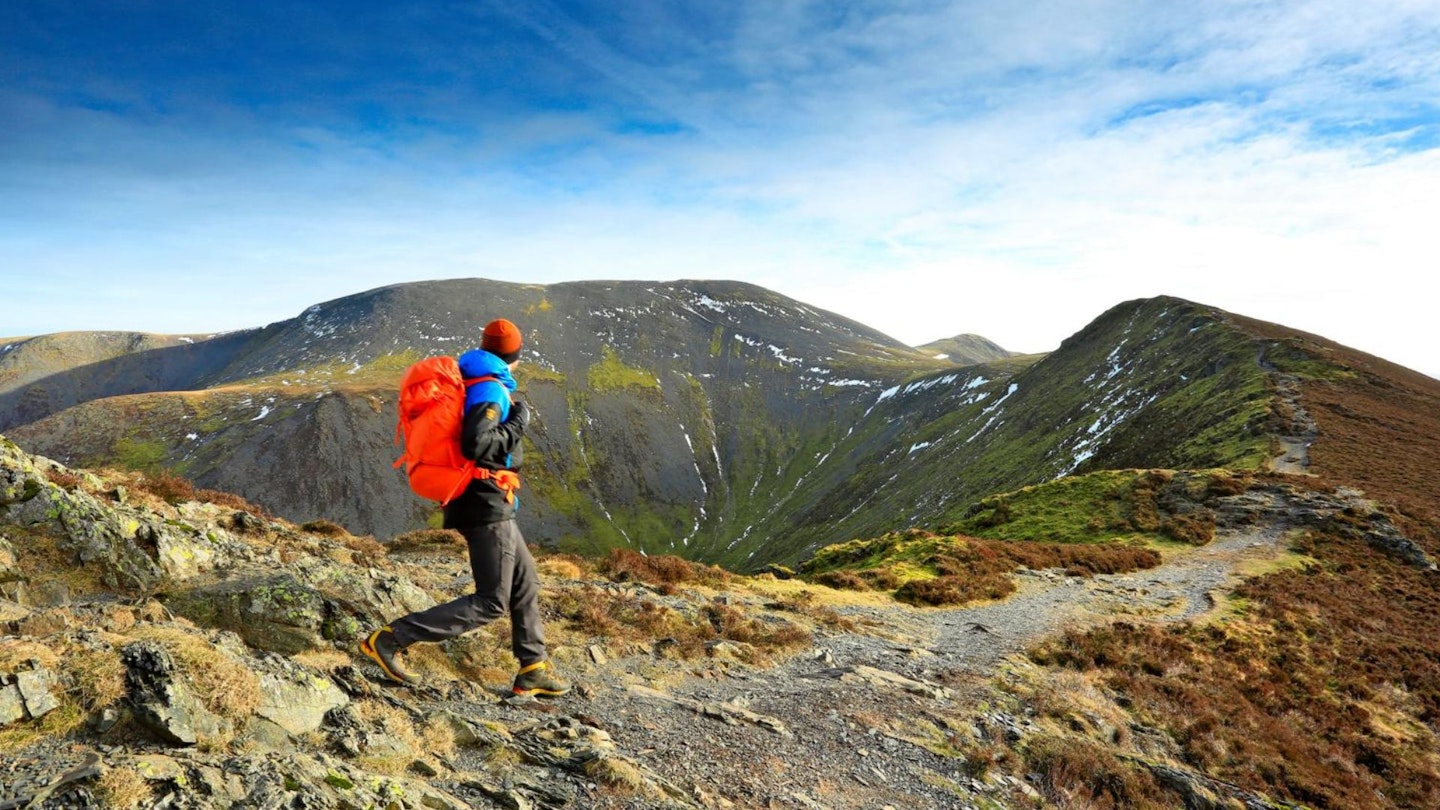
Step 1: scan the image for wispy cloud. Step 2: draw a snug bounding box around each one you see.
[2,1,1437,375]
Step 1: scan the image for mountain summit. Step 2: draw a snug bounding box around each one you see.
[4,280,1439,571]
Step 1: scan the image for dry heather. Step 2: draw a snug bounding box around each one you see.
[988,318,1440,809]
[595,548,734,592]
[1029,524,1440,810]
[808,531,1163,607]
[1232,314,1440,551]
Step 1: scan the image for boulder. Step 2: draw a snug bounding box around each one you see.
[15,668,59,718]
[122,641,233,746]
[0,681,24,725]
[0,439,45,504]
[253,655,349,736]
[168,574,331,654]
[0,667,60,725]
[168,567,434,655]
[5,483,167,592]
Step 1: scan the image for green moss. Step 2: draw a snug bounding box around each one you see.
[324,771,355,790]
[112,437,167,474]
[516,365,565,385]
[944,471,1142,544]
[586,346,660,393]
[709,326,725,358]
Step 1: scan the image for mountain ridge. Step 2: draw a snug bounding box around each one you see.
[6,280,1439,573]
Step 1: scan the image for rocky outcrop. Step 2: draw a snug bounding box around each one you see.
[167,565,435,654]
[0,437,252,593]
[122,641,233,747]
[253,655,349,737]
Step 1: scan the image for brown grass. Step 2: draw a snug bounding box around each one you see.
[128,626,261,721]
[1027,734,1169,809]
[537,556,585,579]
[97,766,155,808]
[354,699,423,775]
[387,528,467,553]
[1030,526,1440,809]
[41,467,87,491]
[597,548,735,590]
[300,519,347,536]
[100,467,272,518]
[766,590,858,632]
[813,536,1163,607]
[549,585,810,663]
[895,574,1016,607]
[811,570,869,591]
[1231,314,1440,554]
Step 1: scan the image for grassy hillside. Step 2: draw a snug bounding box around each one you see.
[736,296,1284,568]
[809,306,1440,810]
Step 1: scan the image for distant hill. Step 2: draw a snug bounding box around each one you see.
[916,333,1014,366]
[3,279,950,566]
[6,280,1439,572]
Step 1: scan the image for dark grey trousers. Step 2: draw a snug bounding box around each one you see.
[389,519,547,667]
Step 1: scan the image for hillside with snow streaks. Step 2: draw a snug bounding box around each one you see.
[6,283,1301,570]
[731,296,1286,565]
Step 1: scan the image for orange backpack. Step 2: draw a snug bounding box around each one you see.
[393,357,517,505]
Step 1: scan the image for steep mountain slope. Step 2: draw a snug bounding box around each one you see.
[9,282,1433,573]
[916,332,1014,365]
[6,279,952,562]
[732,296,1302,566]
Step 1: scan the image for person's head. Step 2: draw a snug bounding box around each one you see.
[481,318,523,366]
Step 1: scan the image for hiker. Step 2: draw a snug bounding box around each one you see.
[362,318,572,698]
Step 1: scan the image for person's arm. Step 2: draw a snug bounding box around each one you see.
[460,399,529,465]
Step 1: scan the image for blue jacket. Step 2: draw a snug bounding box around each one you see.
[446,349,525,526]
[458,348,515,422]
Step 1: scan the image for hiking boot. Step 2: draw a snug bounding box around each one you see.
[360,626,417,685]
[512,660,571,698]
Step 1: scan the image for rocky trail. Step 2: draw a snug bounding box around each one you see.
[517,493,1304,809]
[4,432,1426,810]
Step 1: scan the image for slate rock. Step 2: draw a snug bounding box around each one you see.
[122,641,232,746]
[15,668,60,719]
[254,655,349,736]
[0,681,24,725]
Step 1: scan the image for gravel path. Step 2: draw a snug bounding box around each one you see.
[534,498,1301,809]
[802,513,1292,684]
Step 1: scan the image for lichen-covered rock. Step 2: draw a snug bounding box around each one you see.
[0,681,25,725]
[308,562,436,630]
[168,566,435,655]
[168,574,330,655]
[0,534,23,604]
[0,438,45,505]
[253,655,349,736]
[14,667,59,719]
[0,667,60,725]
[1,440,247,592]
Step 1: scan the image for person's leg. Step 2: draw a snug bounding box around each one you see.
[389,521,512,646]
[503,521,548,666]
[503,522,571,697]
[363,522,511,683]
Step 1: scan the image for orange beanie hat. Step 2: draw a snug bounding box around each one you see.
[481,318,523,361]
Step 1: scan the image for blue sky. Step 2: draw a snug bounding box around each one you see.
[4,0,1438,377]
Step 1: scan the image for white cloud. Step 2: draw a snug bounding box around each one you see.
[4,1,1438,377]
